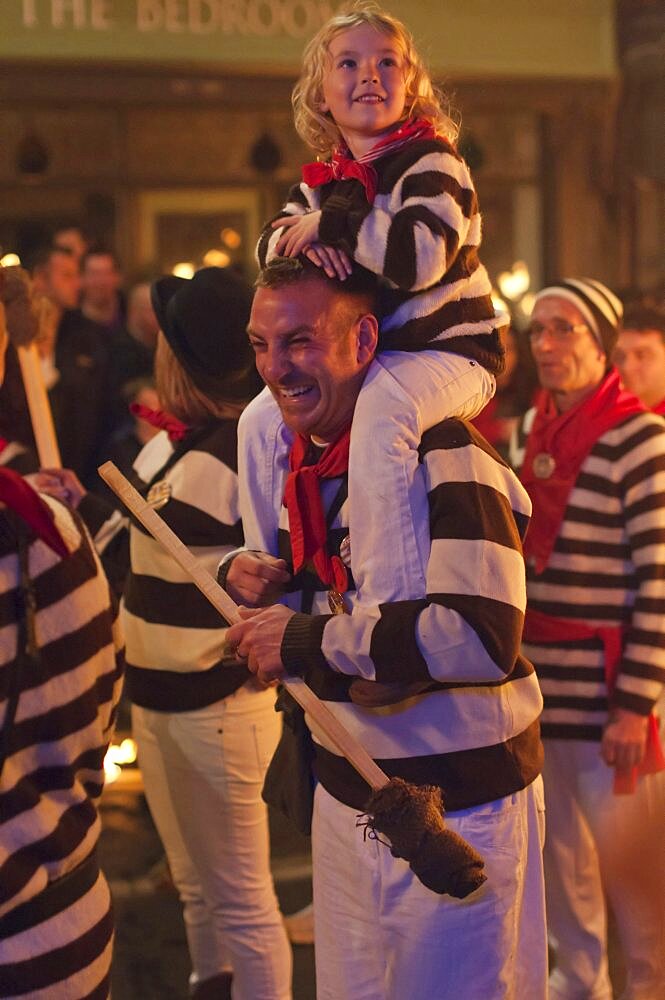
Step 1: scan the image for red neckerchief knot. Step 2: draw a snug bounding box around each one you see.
[302,118,438,204]
[130,403,190,442]
[283,427,350,592]
[0,467,69,557]
[520,369,645,574]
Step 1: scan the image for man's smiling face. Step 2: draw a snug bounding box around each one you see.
[248,277,377,441]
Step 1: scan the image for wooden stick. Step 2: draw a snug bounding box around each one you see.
[17,342,61,468]
[98,460,389,790]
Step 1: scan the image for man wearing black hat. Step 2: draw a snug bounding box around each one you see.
[511,279,665,1000]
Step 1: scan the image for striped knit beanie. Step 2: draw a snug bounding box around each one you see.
[533,278,623,355]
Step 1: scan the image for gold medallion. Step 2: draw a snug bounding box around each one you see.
[146,479,172,510]
[533,453,556,479]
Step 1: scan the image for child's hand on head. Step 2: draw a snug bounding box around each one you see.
[273,210,322,257]
[272,212,352,279]
[304,243,352,281]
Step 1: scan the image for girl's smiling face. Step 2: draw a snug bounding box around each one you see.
[320,24,407,157]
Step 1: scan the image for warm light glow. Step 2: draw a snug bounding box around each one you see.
[497,261,530,301]
[0,253,21,267]
[103,738,138,784]
[104,758,122,784]
[108,738,138,765]
[519,292,536,317]
[172,262,195,279]
[203,248,231,268]
[491,293,509,318]
[220,228,242,249]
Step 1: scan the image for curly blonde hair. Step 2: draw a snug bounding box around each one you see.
[293,1,458,158]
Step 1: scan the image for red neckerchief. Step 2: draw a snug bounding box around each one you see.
[302,118,438,204]
[0,467,68,558]
[283,428,350,592]
[472,396,512,449]
[652,398,665,415]
[523,609,665,793]
[520,370,645,574]
[130,403,190,442]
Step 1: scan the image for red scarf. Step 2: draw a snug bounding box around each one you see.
[283,428,350,592]
[130,403,190,442]
[302,118,438,204]
[0,467,68,558]
[520,370,645,574]
[523,609,665,794]
[652,398,665,415]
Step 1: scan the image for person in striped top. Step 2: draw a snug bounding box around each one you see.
[35,268,293,999]
[511,278,665,1000]
[250,2,502,615]
[0,268,124,998]
[224,256,547,1000]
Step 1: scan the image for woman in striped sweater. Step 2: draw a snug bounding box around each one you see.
[0,268,124,998]
[40,268,292,1000]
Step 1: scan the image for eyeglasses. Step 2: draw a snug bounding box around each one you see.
[527,320,589,343]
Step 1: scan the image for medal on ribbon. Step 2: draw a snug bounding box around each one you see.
[146,479,172,510]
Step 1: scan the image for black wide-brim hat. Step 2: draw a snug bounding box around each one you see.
[151,266,262,402]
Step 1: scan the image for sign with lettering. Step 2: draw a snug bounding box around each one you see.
[17,0,336,37]
[0,0,617,76]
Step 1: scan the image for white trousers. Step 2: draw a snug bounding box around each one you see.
[311,778,547,1000]
[132,683,292,1000]
[543,739,665,1000]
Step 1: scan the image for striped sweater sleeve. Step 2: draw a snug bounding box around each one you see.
[282,420,532,685]
[320,143,479,293]
[255,141,481,297]
[256,181,315,268]
[0,495,124,917]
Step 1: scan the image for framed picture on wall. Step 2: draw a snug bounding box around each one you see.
[134,187,262,281]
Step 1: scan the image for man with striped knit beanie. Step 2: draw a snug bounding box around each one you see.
[510,278,665,1000]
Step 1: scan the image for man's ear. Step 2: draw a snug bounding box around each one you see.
[356,313,379,364]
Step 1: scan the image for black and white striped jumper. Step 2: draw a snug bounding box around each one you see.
[0,492,124,999]
[511,405,665,741]
[241,418,543,812]
[82,421,250,711]
[257,137,505,373]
